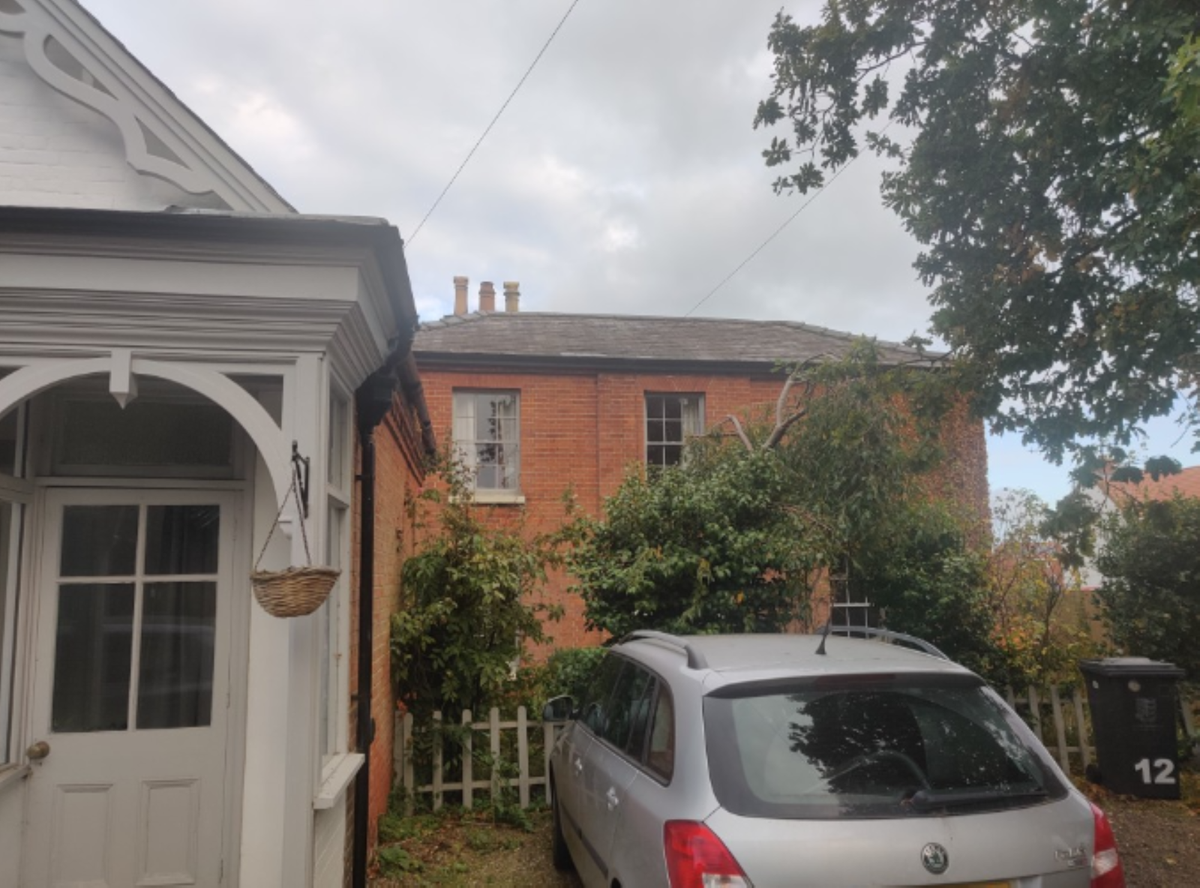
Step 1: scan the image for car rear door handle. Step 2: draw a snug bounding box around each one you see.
[572,755,584,777]
[606,787,619,811]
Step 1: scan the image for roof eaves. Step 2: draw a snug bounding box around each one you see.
[413,350,802,377]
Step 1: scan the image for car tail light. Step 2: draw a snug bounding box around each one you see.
[1090,802,1126,888]
[663,820,752,888]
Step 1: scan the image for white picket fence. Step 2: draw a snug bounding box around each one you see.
[392,706,562,815]
[394,689,1196,814]
[1005,685,1197,773]
[1005,685,1097,772]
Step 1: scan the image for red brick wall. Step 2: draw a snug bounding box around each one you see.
[416,363,989,654]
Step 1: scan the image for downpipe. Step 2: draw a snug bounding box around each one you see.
[351,369,395,888]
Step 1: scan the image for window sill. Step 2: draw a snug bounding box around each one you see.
[313,752,364,810]
[459,490,526,505]
[0,764,30,797]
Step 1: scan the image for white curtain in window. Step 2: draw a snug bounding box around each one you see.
[452,394,477,475]
[681,397,704,439]
[491,396,518,489]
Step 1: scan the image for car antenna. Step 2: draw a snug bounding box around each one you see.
[815,601,834,656]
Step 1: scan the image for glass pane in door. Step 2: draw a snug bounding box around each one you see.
[60,506,138,577]
[1,500,20,761]
[145,505,220,575]
[51,583,135,732]
[0,405,16,475]
[137,582,217,729]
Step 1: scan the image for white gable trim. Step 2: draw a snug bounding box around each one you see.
[0,0,293,213]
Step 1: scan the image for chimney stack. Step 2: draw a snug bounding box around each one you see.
[503,281,520,313]
[453,275,469,316]
[479,281,496,313]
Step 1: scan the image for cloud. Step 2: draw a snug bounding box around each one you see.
[80,0,1189,500]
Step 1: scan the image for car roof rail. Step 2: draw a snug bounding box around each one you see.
[817,625,949,660]
[618,630,709,670]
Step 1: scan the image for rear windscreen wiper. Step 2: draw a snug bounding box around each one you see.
[906,787,1048,812]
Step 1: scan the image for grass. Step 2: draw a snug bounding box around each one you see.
[371,805,580,888]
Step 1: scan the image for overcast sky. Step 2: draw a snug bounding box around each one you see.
[82,0,1196,505]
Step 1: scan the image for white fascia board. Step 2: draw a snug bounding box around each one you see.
[0,250,359,303]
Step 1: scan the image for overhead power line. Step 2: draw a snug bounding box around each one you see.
[685,121,895,318]
[407,0,584,245]
[684,163,856,317]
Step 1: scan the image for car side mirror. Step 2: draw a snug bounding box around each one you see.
[542,695,576,723]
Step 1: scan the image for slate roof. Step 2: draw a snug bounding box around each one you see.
[414,311,931,370]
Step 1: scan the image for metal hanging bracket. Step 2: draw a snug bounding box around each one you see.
[292,441,311,518]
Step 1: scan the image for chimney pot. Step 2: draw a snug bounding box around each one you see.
[479,281,496,313]
[503,281,520,313]
[453,275,469,316]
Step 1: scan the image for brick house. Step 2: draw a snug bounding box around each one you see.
[413,279,990,650]
[0,2,433,886]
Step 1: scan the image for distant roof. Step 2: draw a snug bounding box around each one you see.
[414,311,932,372]
[1108,465,1200,503]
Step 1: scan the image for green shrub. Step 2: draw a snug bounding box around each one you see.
[543,646,607,705]
[391,455,577,720]
[376,846,422,876]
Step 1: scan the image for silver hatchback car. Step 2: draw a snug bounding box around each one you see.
[543,630,1126,888]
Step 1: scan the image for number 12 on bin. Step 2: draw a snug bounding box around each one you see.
[1134,758,1176,785]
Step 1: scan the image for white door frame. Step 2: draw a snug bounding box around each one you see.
[20,479,250,888]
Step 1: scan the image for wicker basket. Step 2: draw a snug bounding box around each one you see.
[251,467,340,618]
[251,566,340,618]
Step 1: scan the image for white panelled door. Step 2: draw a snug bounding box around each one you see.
[23,489,236,888]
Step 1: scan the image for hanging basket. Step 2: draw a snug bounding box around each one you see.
[251,566,340,618]
[251,461,341,618]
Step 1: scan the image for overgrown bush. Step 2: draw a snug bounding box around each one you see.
[391,456,576,720]
[542,646,607,704]
[856,501,1000,680]
[1097,493,1200,680]
[570,343,968,644]
[570,445,814,638]
[975,489,1101,688]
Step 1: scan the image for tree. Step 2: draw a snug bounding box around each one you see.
[854,500,997,680]
[571,344,967,642]
[569,444,815,638]
[980,489,1099,686]
[755,1,1200,463]
[1095,492,1200,679]
[390,458,573,718]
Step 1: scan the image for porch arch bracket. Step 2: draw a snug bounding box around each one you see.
[0,355,294,510]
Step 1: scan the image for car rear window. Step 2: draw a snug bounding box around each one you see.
[704,674,1066,819]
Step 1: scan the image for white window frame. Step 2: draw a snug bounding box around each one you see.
[452,390,523,503]
[314,384,358,807]
[319,500,348,771]
[645,393,704,468]
[0,402,31,772]
[43,385,239,480]
[829,570,874,631]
